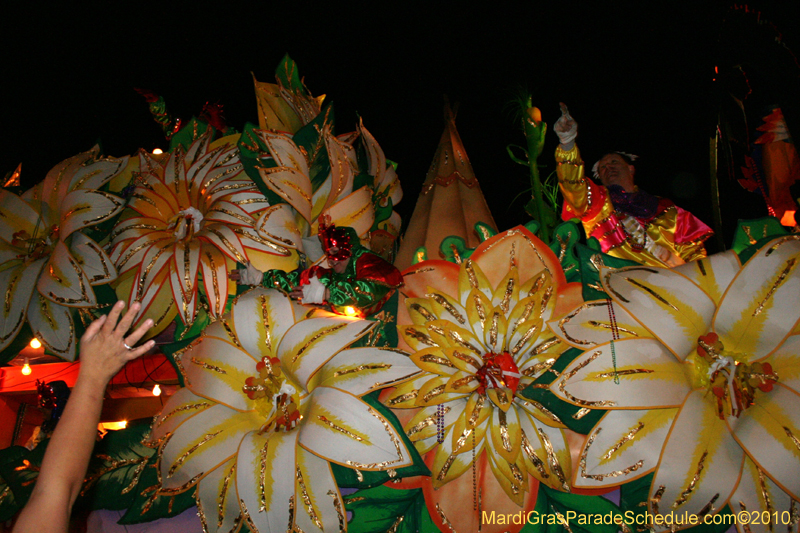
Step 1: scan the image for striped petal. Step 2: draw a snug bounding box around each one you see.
[200,224,248,264]
[458,259,494,307]
[27,291,76,360]
[195,458,240,533]
[411,347,458,377]
[231,287,296,361]
[602,265,714,360]
[0,259,44,351]
[309,346,419,395]
[278,317,374,390]
[403,398,464,449]
[0,190,39,243]
[715,236,800,361]
[68,154,128,191]
[298,387,412,470]
[549,299,651,349]
[552,338,692,409]
[293,447,345,533]
[237,430,295,533]
[170,241,201,325]
[325,186,374,237]
[575,408,678,488]
[518,411,571,491]
[151,387,213,443]
[488,404,522,464]
[198,246,231,319]
[37,241,95,307]
[60,189,124,238]
[431,416,489,487]
[729,384,800,500]
[650,390,744,521]
[181,336,259,411]
[68,233,116,285]
[160,404,261,490]
[730,456,796,533]
[255,204,304,250]
[673,250,741,305]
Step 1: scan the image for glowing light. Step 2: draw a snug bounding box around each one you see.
[152,384,162,396]
[343,306,358,317]
[21,358,31,376]
[152,148,164,155]
[100,421,128,430]
[780,210,796,227]
[29,338,41,350]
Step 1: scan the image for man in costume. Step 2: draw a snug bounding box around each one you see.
[554,103,712,267]
[232,220,403,317]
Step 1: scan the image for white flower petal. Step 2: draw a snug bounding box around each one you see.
[0,259,44,352]
[195,458,240,533]
[309,346,420,395]
[552,338,692,409]
[298,387,411,470]
[730,456,796,533]
[602,265,714,361]
[673,250,741,305]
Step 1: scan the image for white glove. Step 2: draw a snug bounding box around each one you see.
[301,275,327,304]
[237,262,264,285]
[554,102,578,149]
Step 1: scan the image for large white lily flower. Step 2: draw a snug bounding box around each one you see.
[151,287,419,533]
[550,236,800,532]
[0,147,126,360]
[109,134,297,336]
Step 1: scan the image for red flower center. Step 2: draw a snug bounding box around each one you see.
[475,352,521,396]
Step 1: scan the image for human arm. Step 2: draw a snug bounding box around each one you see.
[13,301,154,533]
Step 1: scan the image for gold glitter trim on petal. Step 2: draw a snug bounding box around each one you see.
[521,432,549,479]
[292,323,349,363]
[674,451,708,506]
[557,351,617,408]
[764,235,800,256]
[436,503,457,533]
[190,357,227,374]
[601,422,644,460]
[317,415,364,441]
[168,430,223,477]
[419,354,454,367]
[387,390,418,406]
[753,259,796,316]
[410,302,436,322]
[595,369,654,379]
[345,407,406,469]
[406,405,451,437]
[464,260,479,289]
[572,408,592,420]
[327,490,346,533]
[531,337,560,356]
[296,465,323,529]
[448,329,482,355]
[580,427,644,482]
[219,462,236,526]
[427,293,466,324]
[537,427,570,492]
[404,326,438,347]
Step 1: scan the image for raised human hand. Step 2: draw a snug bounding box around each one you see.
[78,301,155,386]
[554,102,578,148]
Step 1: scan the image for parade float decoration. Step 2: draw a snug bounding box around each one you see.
[386,226,584,532]
[1,49,799,533]
[0,148,126,362]
[150,287,421,533]
[551,233,800,530]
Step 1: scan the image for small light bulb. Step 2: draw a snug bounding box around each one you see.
[343,306,358,317]
[30,338,42,350]
[152,384,162,396]
[152,148,164,155]
[21,361,32,376]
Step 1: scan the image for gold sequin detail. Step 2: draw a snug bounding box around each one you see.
[580,427,644,482]
[472,292,487,330]
[423,384,446,402]
[419,354,454,367]
[436,503,457,532]
[498,410,512,452]
[587,320,639,337]
[753,259,796,316]
[464,260,479,289]
[219,462,236,526]
[501,277,515,314]
[333,363,393,377]
[168,430,223,477]
[190,357,227,374]
[572,408,591,420]
[596,368,654,379]
[327,490,346,533]
[537,427,569,492]
[406,405,450,437]
[557,351,617,408]
[521,432,549,479]
[448,330,482,355]
[207,229,247,263]
[292,323,348,363]
[602,422,645,460]
[317,415,364,441]
[410,302,436,322]
[764,235,800,256]
[296,465,323,529]
[404,327,438,347]
[427,293,466,324]
[469,395,486,427]
[387,390,418,406]
[674,451,708,506]
[451,349,481,369]
[531,337,560,355]
[155,402,210,428]
[511,322,539,356]
[522,358,556,378]
[346,407,405,469]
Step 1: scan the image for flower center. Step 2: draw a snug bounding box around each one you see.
[696,332,778,419]
[475,351,521,396]
[243,356,302,431]
[12,226,59,262]
[167,207,204,242]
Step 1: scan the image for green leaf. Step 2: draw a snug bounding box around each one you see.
[331,392,429,489]
[519,484,624,533]
[292,102,334,192]
[274,54,306,94]
[118,453,195,524]
[80,420,156,511]
[549,221,583,283]
[237,122,284,204]
[732,217,790,260]
[168,117,212,153]
[576,244,640,302]
[439,235,474,264]
[344,485,439,533]
[0,444,44,520]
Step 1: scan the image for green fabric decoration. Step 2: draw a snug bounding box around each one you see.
[344,486,440,533]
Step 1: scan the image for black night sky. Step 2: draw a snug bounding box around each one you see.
[3,2,799,253]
